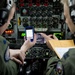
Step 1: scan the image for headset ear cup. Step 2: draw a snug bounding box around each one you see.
[0,8,9,27]
[0,9,4,27]
[7,0,14,10]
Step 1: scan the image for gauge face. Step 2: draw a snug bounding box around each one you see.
[70,10,75,24]
[21,7,29,16]
[71,9,75,16]
[30,17,36,26]
[36,7,42,16]
[29,6,36,16]
[22,9,27,14]
[70,4,75,23]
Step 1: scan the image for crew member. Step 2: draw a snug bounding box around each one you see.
[40,0,75,75]
[0,0,36,75]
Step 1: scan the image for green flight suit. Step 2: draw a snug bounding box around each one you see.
[0,35,18,75]
[46,48,75,75]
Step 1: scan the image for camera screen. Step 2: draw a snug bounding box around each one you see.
[36,33,46,44]
[26,29,33,39]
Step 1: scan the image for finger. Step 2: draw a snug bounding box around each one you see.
[48,34,53,37]
[19,54,25,64]
[18,52,26,65]
[48,35,53,39]
[24,36,26,41]
[48,34,54,40]
[40,33,51,41]
[40,33,48,39]
[11,57,22,65]
[24,39,30,44]
[53,35,58,40]
[33,34,37,43]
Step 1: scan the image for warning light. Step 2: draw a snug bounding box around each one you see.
[21,33,26,37]
[5,30,14,35]
[28,0,32,6]
[44,0,48,6]
[19,3,24,7]
[19,0,24,3]
[36,0,40,6]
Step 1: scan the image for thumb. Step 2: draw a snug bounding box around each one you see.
[11,57,23,65]
[53,35,58,40]
[24,36,26,41]
[40,33,48,39]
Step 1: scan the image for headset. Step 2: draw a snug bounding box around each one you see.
[0,0,14,27]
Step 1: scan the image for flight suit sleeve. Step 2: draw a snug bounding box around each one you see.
[61,48,75,75]
[45,56,60,75]
[0,36,19,75]
[0,56,19,75]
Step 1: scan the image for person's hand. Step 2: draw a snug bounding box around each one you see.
[10,34,36,65]
[61,0,69,5]
[20,34,37,52]
[10,50,26,65]
[40,33,58,50]
[40,33,58,41]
